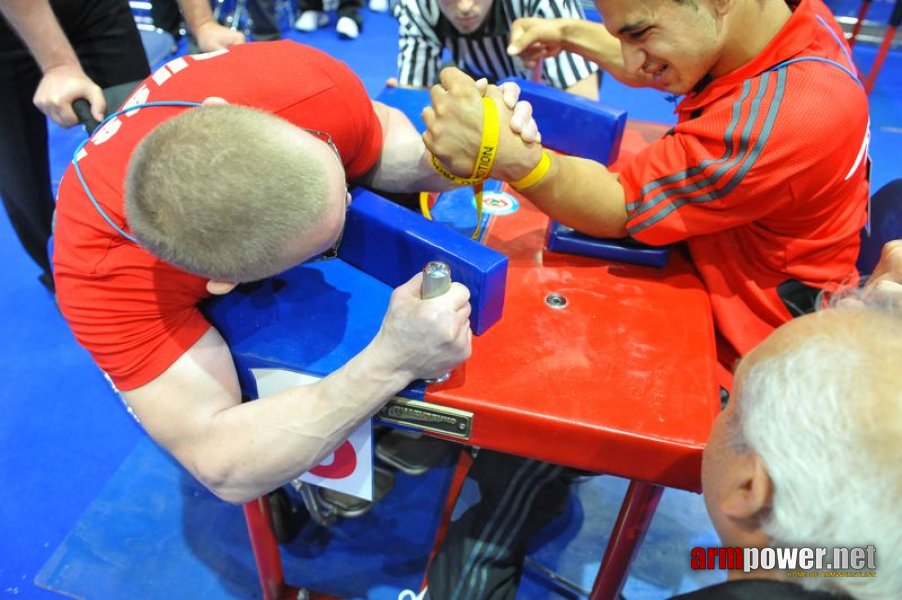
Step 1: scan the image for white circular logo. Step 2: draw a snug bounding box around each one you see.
[477,192,519,215]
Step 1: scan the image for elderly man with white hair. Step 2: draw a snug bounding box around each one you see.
[691,290,901,600]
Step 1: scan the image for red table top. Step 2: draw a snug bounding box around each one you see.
[424,121,720,492]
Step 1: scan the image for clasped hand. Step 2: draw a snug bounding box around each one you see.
[422,68,544,182]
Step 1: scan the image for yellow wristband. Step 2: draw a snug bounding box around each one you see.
[430,96,500,185]
[509,150,552,190]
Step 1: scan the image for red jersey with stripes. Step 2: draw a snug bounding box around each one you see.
[618,0,869,376]
[52,41,383,391]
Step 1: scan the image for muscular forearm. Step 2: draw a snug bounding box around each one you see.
[519,153,628,238]
[361,103,458,193]
[182,339,414,504]
[0,0,79,72]
[557,20,645,87]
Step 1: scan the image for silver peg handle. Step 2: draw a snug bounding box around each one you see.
[421,261,452,384]
[421,261,452,300]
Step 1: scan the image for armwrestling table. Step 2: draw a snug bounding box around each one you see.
[203,118,720,600]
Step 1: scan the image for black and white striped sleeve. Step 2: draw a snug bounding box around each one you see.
[524,0,599,89]
[394,0,445,87]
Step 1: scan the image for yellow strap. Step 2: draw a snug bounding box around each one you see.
[429,96,500,185]
[509,150,552,190]
[423,96,498,240]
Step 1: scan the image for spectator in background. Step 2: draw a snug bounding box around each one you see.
[0,0,150,293]
[0,0,243,294]
[295,0,366,40]
[392,0,599,98]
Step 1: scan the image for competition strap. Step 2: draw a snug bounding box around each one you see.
[423,96,500,240]
[72,101,203,243]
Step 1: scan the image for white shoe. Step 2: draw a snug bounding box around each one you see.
[369,0,389,12]
[336,16,360,39]
[294,10,328,32]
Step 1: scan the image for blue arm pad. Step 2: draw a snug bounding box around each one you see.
[339,189,508,335]
[498,77,627,165]
[546,221,672,268]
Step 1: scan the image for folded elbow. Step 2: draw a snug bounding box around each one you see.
[193,460,255,505]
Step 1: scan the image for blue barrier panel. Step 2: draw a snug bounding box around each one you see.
[339,189,508,335]
[499,77,627,165]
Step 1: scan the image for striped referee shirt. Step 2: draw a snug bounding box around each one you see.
[394,0,599,89]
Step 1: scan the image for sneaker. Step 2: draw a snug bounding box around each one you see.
[369,0,389,12]
[335,15,360,39]
[294,10,328,32]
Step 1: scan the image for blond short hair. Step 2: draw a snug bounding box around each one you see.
[125,105,333,281]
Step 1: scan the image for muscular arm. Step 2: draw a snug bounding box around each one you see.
[514,153,628,238]
[0,0,104,125]
[122,274,471,504]
[510,18,648,88]
[357,101,458,193]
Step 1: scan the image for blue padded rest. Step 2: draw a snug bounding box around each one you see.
[498,77,627,165]
[203,259,426,401]
[546,221,672,268]
[339,189,508,335]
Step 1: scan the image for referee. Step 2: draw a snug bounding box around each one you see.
[393,0,600,98]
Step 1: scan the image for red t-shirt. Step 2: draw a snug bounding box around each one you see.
[53,41,384,391]
[618,0,869,374]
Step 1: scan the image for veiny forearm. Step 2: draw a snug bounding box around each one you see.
[0,0,79,72]
[190,338,413,504]
[520,153,629,238]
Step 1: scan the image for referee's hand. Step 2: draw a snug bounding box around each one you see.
[508,18,566,68]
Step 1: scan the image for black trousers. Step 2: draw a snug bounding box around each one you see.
[0,0,149,284]
[425,450,577,600]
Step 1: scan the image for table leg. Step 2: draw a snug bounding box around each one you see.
[589,480,665,600]
[244,497,295,600]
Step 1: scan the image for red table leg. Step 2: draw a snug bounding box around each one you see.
[243,497,342,600]
[589,481,665,600]
[244,497,300,600]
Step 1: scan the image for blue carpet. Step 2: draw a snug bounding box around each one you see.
[2,5,900,600]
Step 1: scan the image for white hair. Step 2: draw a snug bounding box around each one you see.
[732,304,902,599]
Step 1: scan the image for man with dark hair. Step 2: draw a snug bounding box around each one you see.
[416,0,870,596]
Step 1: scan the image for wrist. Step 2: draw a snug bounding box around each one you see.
[508,150,553,190]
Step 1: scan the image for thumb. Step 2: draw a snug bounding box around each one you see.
[86,86,106,122]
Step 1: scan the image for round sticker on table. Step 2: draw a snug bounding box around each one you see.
[476,191,520,215]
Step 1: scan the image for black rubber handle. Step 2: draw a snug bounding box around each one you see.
[72,99,100,134]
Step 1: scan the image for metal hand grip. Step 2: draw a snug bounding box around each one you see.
[72,99,100,135]
[421,261,451,299]
[421,261,452,384]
